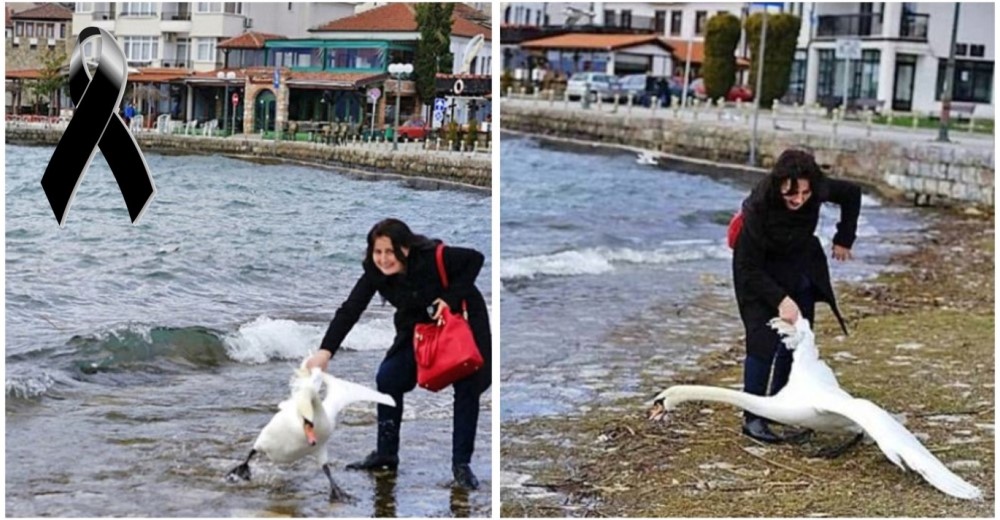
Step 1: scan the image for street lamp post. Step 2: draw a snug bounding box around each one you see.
[216,71,236,135]
[387,63,413,152]
[937,3,961,143]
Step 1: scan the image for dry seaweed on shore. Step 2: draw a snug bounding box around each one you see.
[501,209,994,518]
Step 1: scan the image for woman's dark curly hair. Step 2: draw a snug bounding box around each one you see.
[363,218,436,273]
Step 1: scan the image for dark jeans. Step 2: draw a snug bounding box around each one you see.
[743,274,816,422]
[375,344,483,465]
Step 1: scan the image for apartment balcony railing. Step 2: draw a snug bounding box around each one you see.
[815,13,883,38]
[161,59,191,68]
[899,13,929,41]
[161,11,192,21]
[602,14,657,33]
[91,10,116,21]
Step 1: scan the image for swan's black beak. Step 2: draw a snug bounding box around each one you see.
[303,419,317,446]
[647,399,667,422]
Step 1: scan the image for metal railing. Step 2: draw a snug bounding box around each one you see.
[91,10,116,21]
[899,13,929,40]
[815,13,883,38]
[161,11,192,21]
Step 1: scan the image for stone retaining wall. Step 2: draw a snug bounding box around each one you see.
[502,104,994,207]
[6,127,491,190]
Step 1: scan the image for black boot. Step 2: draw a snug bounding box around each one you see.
[742,417,783,444]
[347,420,400,471]
[452,463,479,490]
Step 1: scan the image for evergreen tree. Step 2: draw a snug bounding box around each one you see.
[745,12,801,107]
[702,13,741,102]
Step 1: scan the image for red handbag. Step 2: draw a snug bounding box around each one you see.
[727,210,744,249]
[413,244,484,392]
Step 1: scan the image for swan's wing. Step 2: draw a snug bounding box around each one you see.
[321,373,396,423]
[815,394,983,500]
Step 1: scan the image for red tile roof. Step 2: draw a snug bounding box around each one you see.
[665,38,751,67]
[11,4,72,21]
[521,33,672,52]
[313,3,490,40]
[218,31,286,49]
[6,68,45,80]
[130,67,193,83]
[188,67,385,88]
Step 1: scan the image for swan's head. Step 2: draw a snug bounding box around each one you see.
[647,388,680,422]
[291,368,323,446]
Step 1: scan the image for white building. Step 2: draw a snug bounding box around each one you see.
[71,2,359,71]
[799,2,994,118]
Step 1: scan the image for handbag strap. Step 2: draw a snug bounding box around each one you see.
[433,243,468,313]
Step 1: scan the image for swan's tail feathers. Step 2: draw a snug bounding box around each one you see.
[819,396,983,500]
[321,374,396,422]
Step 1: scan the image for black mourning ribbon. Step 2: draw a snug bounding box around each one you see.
[41,27,155,226]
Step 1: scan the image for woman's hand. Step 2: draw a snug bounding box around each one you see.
[832,244,853,262]
[431,298,450,322]
[778,296,801,324]
[304,349,332,372]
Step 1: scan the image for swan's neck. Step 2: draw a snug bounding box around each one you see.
[666,385,774,418]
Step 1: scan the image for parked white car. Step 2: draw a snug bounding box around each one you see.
[565,72,622,102]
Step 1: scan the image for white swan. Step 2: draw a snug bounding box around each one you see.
[227,365,395,501]
[636,151,659,165]
[648,317,983,501]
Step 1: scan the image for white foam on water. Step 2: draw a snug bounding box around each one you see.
[223,316,323,364]
[222,315,398,363]
[501,242,731,281]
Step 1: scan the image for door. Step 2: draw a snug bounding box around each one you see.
[892,55,916,112]
[254,90,276,132]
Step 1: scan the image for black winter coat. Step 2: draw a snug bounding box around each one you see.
[732,177,861,358]
[319,243,491,391]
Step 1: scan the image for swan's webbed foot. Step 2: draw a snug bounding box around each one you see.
[323,463,353,503]
[811,433,863,459]
[226,462,252,482]
[225,449,256,482]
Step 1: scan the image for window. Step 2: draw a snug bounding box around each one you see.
[15,21,23,37]
[328,47,386,70]
[224,3,242,14]
[75,2,94,13]
[970,44,985,58]
[621,10,632,28]
[670,11,682,36]
[956,43,968,56]
[196,2,221,13]
[654,10,666,34]
[121,2,156,16]
[695,11,707,35]
[26,23,34,38]
[196,38,217,61]
[603,10,615,27]
[937,59,993,103]
[786,49,808,104]
[817,49,880,100]
[46,23,54,38]
[123,36,160,63]
[60,23,66,39]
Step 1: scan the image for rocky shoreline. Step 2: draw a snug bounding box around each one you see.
[501,207,994,517]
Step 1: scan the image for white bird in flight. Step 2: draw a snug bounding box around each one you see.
[227,365,395,501]
[648,317,983,500]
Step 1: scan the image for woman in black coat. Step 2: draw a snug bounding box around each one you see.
[732,149,861,443]
[304,218,491,490]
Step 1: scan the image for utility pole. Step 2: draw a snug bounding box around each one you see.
[937,3,961,143]
[750,7,768,167]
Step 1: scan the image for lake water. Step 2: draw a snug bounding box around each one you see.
[5,144,493,517]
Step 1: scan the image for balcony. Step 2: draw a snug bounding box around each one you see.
[92,10,116,21]
[161,11,192,21]
[815,13,883,38]
[899,13,929,41]
[161,59,191,68]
